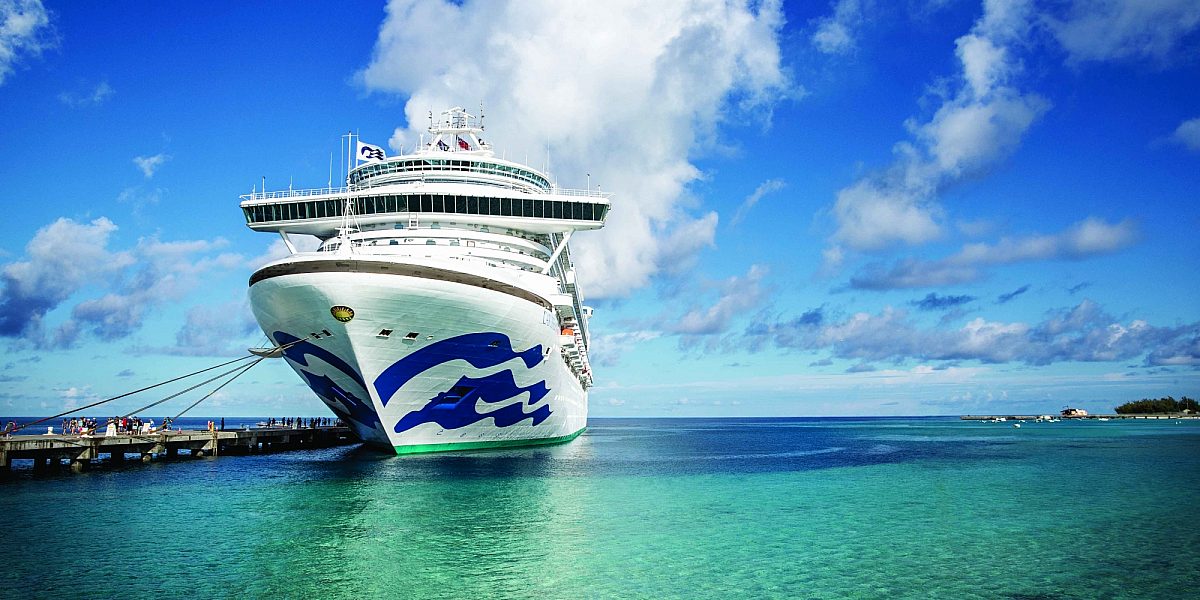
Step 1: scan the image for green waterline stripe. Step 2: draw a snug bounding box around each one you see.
[392,427,586,455]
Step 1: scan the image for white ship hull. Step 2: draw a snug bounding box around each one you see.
[249,266,587,454]
[240,107,605,455]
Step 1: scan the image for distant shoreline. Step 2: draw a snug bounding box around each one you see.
[961,413,1198,420]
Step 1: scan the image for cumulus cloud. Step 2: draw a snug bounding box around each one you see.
[730,178,785,227]
[849,217,1136,289]
[65,237,240,344]
[811,0,865,55]
[589,330,663,367]
[1048,0,1200,65]
[58,80,114,107]
[0,217,131,339]
[828,0,1048,254]
[142,299,260,357]
[0,217,243,348]
[669,264,768,335]
[1173,117,1200,152]
[133,153,169,178]
[357,0,790,298]
[746,299,1199,367]
[0,0,51,87]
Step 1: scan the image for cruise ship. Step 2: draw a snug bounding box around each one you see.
[239,107,609,454]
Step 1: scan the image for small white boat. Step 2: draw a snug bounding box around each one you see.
[1013,423,1021,428]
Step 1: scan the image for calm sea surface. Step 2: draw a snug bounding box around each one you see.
[3,417,1198,599]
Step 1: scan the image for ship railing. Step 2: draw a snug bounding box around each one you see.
[240,187,349,202]
[241,184,610,202]
[549,186,613,199]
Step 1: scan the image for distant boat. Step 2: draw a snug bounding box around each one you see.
[1013,423,1021,428]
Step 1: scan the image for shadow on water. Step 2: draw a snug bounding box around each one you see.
[213,417,1029,484]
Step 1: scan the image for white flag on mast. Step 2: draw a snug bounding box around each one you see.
[356,141,386,163]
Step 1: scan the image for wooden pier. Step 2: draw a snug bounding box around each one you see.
[0,426,357,474]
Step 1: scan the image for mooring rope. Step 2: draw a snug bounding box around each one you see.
[8,354,258,434]
[170,357,265,421]
[122,361,258,419]
[8,334,315,435]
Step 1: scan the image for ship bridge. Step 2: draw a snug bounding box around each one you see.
[239,107,610,238]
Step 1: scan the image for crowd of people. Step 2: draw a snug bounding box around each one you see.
[0,416,344,438]
[61,417,99,435]
[262,417,337,428]
[60,416,158,436]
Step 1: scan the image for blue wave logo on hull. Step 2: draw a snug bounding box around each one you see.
[272,332,382,431]
[373,332,552,433]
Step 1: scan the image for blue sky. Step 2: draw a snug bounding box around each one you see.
[1,0,1197,418]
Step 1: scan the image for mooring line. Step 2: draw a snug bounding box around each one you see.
[9,333,317,434]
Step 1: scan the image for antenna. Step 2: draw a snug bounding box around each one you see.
[479,100,485,130]
[328,152,333,190]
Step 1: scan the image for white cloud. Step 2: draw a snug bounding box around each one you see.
[827,0,1047,254]
[358,0,790,298]
[133,153,169,178]
[58,80,114,107]
[831,175,943,250]
[1173,117,1200,152]
[157,299,259,357]
[1048,0,1200,65]
[953,217,1137,264]
[849,217,1137,289]
[730,178,785,227]
[590,330,662,367]
[811,0,864,55]
[0,217,243,347]
[0,0,51,87]
[0,217,131,338]
[917,92,1047,176]
[748,299,1199,367]
[670,264,768,335]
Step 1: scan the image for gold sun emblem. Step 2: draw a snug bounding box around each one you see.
[330,305,355,322]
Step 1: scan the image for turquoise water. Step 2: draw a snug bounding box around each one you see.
[3,417,1198,598]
